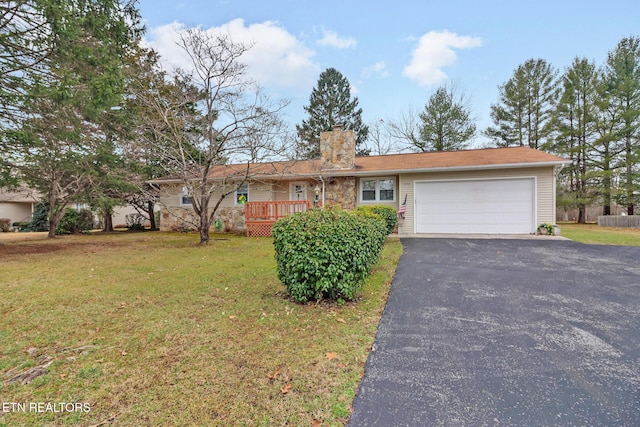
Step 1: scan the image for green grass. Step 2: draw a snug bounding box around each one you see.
[0,232,402,426]
[560,222,640,246]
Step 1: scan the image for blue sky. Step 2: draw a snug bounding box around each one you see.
[137,0,640,148]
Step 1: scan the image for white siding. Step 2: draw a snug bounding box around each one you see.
[0,202,33,224]
[397,167,556,234]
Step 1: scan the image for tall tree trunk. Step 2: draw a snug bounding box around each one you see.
[47,220,57,238]
[199,209,210,244]
[47,192,62,238]
[603,171,611,215]
[578,205,586,224]
[626,139,635,215]
[103,212,113,232]
[147,201,157,230]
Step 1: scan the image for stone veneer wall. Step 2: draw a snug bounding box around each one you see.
[322,177,356,210]
[160,206,246,232]
[319,127,356,171]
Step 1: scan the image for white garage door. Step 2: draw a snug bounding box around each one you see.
[415,178,535,234]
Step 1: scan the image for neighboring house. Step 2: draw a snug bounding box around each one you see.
[0,187,40,226]
[152,125,567,235]
[0,186,154,230]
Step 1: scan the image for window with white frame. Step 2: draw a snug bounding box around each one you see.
[360,178,395,202]
[180,186,192,205]
[235,182,249,205]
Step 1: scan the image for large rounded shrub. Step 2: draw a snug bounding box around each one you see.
[272,208,386,303]
[356,205,397,235]
[57,208,94,234]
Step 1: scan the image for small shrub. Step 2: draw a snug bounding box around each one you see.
[537,223,554,235]
[57,208,94,234]
[272,208,386,303]
[12,221,32,232]
[30,202,49,231]
[126,213,146,231]
[357,205,398,235]
[0,218,11,232]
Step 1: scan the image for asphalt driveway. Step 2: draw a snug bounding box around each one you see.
[349,238,640,426]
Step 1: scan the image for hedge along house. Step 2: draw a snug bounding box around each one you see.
[151,125,567,235]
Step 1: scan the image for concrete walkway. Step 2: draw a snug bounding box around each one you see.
[395,233,569,240]
[349,238,640,426]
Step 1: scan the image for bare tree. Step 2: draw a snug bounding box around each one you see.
[133,29,289,244]
[385,106,423,152]
[364,119,405,155]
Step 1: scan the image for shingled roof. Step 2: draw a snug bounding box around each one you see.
[150,146,567,183]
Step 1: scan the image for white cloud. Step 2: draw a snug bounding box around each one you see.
[144,19,318,90]
[363,61,389,78]
[403,30,482,86]
[316,28,357,49]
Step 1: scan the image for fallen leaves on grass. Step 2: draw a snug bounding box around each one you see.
[280,383,292,394]
[336,318,346,324]
[268,369,281,380]
[325,352,338,360]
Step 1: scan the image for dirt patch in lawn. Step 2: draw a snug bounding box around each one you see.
[0,234,129,258]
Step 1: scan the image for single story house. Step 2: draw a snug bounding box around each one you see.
[0,187,40,226]
[152,125,567,235]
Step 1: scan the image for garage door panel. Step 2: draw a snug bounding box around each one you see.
[415,178,534,234]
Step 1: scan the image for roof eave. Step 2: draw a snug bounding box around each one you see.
[321,160,569,177]
[148,160,568,184]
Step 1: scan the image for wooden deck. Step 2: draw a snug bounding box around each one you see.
[245,201,314,236]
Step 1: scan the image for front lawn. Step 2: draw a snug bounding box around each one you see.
[560,222,640,246]
[0,232,402,426]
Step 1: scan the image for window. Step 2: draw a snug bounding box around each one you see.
[235,182,249,205]
[180,187,192,205]
[362,180,377,201]
[379,179,394,201]
[360,178,395,202]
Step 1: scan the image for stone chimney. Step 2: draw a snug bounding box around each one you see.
[319,124,356,170]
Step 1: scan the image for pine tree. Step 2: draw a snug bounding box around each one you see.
[4,0,142,237]
[551,58,600,223]
[296,68,368,159]
[485,58,559,149]
[418,85,476,151]
[604,36,640,215]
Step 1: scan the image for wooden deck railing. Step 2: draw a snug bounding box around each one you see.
[245,200,314,236]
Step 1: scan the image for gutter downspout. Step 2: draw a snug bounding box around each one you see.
[319,175,325,208]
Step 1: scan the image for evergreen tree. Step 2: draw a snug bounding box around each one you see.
[551,57,601,223]
[3,0,142,237]
[486,58,559,149]
[296,68,368,159]
[591,78,623,216]
[604,36,640,215]
[418,85,475,151]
